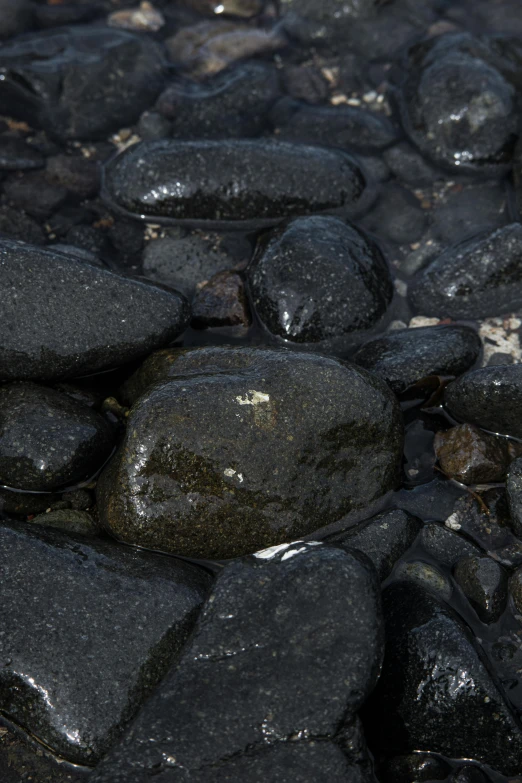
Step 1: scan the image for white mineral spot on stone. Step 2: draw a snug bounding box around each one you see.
[409,315,441,328]
[254,542,293,560]
[394,279,408,297]
[281,546,308,561]
[235,390,270,406]
[479,316,522,366]
[223,468,236,478]
[445,512,461,531]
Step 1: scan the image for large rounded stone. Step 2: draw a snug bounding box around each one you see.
[97,346,403,559]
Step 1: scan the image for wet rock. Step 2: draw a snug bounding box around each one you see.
[156,62,280,139]
[246,216,392,352]
[0,488,63,518]
[453,554,508,623]
[399,33,519,174]
[0,239,190,381]
[108,2,165,32]
[430,182,509,246]
[97,346,403,559]
[102,139,368,229]
[3,171,68,221]
[0,0,32,39]
[0,725,88,783]
[409,223,522,319]
[365,581,522,776]
[434,424,518,485]
[183,0,264,19]
[271,98,398,151]
[0,205,45,244]
[508,566,522,614]
[164,20,287,78]
[0,383,113,492]
[34,2,103,29]
[353,325,482,394]
[0,136,45,171]
[394,560,453,601]
[418,523,481,569]
[327,509,422,581]
[281,63,330,104]
[30,509,99,537]
[279,0,379,44]
[359,183,428,246]
[137,110,172,141]
[445,363,522,438]
[90,543,383,782]
[452,767,492,783]
[382,142,441,186]
[46,154,100,200]
[0,520,211,765]
[191,271,250,329]
[507,456,522,537]
[0,27,166,141]
[380,753,452,782]
[394,476,468,522]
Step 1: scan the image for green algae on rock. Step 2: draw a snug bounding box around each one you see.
[98,346,403,559]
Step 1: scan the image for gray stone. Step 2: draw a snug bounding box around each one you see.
[418,523,481,569]
[0,521,211,765]
[453,555,508,623]
[90,543,383,782]
[394,560,453,601]
[0,239,190,382]
[97,346,403,559]
[434,423,519,485]
[30,509,98,536]
[507,456,522,537]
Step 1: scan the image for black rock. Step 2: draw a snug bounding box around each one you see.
[445,363,522,438]
[452,766,492,783]
[0,205,45,244]
[365,581,522,776]
[90,543,383,782]
[30,509,98,537]
[0,0,32,39]
[0,26,166,141]
[394,559,453,602]
[453,555,508,623]
[409,223,522,319]
[508,566,522,614]
[0,239,190,381]
[0,726,89,783]
[383,142,441,186]
[327,509,422,581]
[507,456,522,537]
[0,520,211,765]
[358,183,428,246]
[3,171,68,221]
[246,215,393,352]
[97,346,403,559]
[191,271,250,329]
[0,136,45,171]
[434,423,519,485]
[399,33,519,174]
[353,325,482,394]
[156,62,280,139]
[0,383,113,491]
[430,182,509,246]
[102,139,369,230]
[46,154,100,200]
[279,0,379,44]
[380,753,452,782]
[137,110,172,141]
[271,98,398,151]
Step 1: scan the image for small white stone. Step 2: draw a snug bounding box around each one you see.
[409,316,441,328]
[235,390,270,406]
[445,512,461,531]
[223,468,236,478]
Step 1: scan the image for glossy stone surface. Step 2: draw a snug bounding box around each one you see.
[0,239,190,382]
[453,555,508,624]
[102,139,368,229]
[0,521,211,765]
[90,543,383,782]
[98,346,403,559]
[434,423,519,485]
[353,325,482,394]
[0,26,166,141]
[247,216,393,352]
[0,383,113,491]
[445,364,522,438]
[506,456,522,537]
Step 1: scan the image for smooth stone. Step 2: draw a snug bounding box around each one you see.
[383,142,441,186]
[0,725,89,783]
[0,521,211,765]
[0,0,32,39]
[508,566,522,614]
[246,215,393,353]
[445,363,522,438]
[3,171,68,221]
[327,509,422,581]
[191,271,250,329]
[418,522,482,569]
[98,346,403,559]
[90,543,383,782]
[0,205,45,245]
[453,555,508,624]
[183,0,263,19]
[0,239,190,381]
[434,423,519,485]
[279,0,379,44]
[399,33,519,174]
[353,325,482,394]
[394,560,453,601]
[365,581,522,775]
[507,456,522,537]
[0,26,166,141]
[102,139,369,230]
[0,383,113,491]
[271,98,398,151]
[30,509,98,536]
[380,753,452,782]
[0,136,45,171]
[45,154,100,200]
[452,767,492,783]
[409,223,522,319]
[156,62,280,139]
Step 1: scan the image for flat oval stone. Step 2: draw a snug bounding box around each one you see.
[102,139,369,230]
[97,346,403,559]
[0,383,113,491]
[246,215,393,352]
[409,224,522,319]
[352,325,482,393]
[0,239,190,381]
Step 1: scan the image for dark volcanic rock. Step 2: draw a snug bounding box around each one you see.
[0,725,88,783]
[353,325,482,394]
[102,139,369,229]
[0,383,113,491]
[90,543,383,782]
[418,523,481,569]
[97,346,403,559]
[191,271,250,329]
[409,223,522,319]
[399,33,519,174]
[506,456,522,537]
[246,216,393,352]
[434,423,519,485]
[0,239,190,381]
[327,509,422,581]
[279,0,379,44]
[30,509,98,536]
[453,554,508,623]
[445,364,522,438]
[0,521,211,765]
[380,753,452,782]
[156,62,280,139]
[3,171,68,220]
[0,26,166,141]
[0,136,45,171]
[365,581,522,775]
